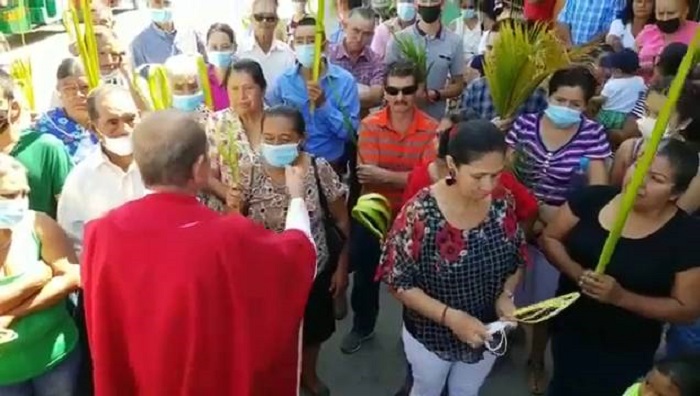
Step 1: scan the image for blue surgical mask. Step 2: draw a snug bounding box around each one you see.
[396,3,416,21]
[295,44,315,69]
[150,8,173,24]
[172,93,204,112]
[208,51,233,69]
[0,198,28,229]
[261,143,300,168]
[544,104,581,128]
[462,8,476,19]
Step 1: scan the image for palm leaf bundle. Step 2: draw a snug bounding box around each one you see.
[509,141,540,190]
[196,55,214,110]
[64,0,101,89]
[595,30,700,274]
[483,20,594,118]
[391,33,433,85]
[146,65,172,110]
[310,0,326,113]
[215,116,241,185]
[10,57,34,112]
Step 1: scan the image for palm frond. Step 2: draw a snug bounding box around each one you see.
[484,21,597,118]
[391,33,432,85]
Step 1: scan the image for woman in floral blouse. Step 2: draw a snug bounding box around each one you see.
[233,105,350,396]
[34,58,97,164]
[202,59,267,211]
[378,119,526,396]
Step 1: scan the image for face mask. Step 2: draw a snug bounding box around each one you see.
[261,143,299,168]
[396,3,416,21]
[636,116,658,139]
[208,51,233,69]
[418,5,441,24]
[172,93,204,112]
[544,104,582,128]
[150,8,173,24]
[295,44,315,69]
[0,198,28,230]
[656,18,681,34]
[462,8,476,19]
[103,135,133,156]
[637,116,674,139]
[293,1,306,12]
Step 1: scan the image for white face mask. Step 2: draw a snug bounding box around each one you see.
[103,135,133,156]
[636,116,672,140]
[0,198,28,230]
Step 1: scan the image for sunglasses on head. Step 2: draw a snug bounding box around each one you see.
[254,14,278,23]
[385,85,418,96]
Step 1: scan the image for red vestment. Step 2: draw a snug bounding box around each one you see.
[82,193,315,396]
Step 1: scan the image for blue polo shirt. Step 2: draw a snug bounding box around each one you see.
[266,62,360,162]
[130,23,206,68]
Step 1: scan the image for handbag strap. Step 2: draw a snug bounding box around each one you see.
[311,157,333,221]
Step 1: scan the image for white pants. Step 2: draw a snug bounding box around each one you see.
[403,327,497,396]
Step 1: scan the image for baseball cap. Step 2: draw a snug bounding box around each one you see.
[601,48,640,74]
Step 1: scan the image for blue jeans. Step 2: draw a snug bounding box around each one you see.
[0,347,82,396]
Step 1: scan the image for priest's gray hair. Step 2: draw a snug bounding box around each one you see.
[133,110,207,188]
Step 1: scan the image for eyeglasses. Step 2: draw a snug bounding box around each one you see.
[385,85,418,96]
[253,14,278,23]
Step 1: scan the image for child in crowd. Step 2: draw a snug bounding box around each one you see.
[622,355,700,396]
[597,48,646,130]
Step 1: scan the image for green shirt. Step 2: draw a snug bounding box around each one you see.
[0,211,78,384]
[10,130,73,219]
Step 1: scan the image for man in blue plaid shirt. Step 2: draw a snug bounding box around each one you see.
[460,24,548,123]
[557,0,626,46]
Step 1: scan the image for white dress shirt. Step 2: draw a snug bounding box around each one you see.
[57,148,147,255]
[236,36,297,94]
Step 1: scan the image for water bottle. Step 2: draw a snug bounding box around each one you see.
[568,157,589,196]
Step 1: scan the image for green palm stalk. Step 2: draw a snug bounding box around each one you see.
[595,30,700,274]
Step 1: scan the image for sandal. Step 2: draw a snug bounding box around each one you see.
[527,359,547,395]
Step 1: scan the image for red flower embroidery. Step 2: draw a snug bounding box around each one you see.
[375,247,396,282]
[410,220,425,260]
[503,208,517,239]
[436,225,464,262]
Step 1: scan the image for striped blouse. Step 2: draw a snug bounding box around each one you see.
[506,113,612,205]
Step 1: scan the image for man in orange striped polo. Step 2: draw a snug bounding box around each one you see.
[340,60,438,354]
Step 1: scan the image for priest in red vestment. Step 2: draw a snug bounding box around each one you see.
[81,110,316,396]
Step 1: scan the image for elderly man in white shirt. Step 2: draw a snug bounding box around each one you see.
[57,84,146,254]
[237,0,296,93]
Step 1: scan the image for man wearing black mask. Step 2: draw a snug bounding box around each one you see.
[385,0,465,120]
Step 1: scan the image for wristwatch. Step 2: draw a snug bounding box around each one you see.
[430,89,442,101]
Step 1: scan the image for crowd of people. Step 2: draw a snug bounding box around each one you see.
[0,0,699,395]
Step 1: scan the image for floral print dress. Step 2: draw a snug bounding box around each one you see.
[200,108,259,211]
[240,156,347,272]
[378,187,527,363]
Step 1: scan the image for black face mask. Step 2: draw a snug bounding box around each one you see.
[418,5,441,24]
[657,18,681,34]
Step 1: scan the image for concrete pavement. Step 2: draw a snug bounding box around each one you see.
[320,285,537,395]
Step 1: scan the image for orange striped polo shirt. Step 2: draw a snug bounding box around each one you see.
[357,107,438,214]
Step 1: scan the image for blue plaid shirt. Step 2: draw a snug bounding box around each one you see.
[557,0,626,46]
[461,77,548,121]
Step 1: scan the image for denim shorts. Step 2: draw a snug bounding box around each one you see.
[0,346,82,396]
